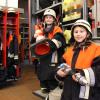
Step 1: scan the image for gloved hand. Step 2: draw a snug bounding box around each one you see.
[36,35,46,42]
[57,68,67,77]
[34,29,43,38]
[57,63,71,77]
[58,63,71,73]
[72,73,89,85]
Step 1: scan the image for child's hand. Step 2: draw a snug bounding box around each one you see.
[57,68,68,77]
[34,29,43,38]
[36,35,45,42]
[72,73,88,85]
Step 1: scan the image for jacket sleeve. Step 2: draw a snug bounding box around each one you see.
[41,32,66,54]
[50,32,66,51]
[91,56,100,87]
[78,56,100,87]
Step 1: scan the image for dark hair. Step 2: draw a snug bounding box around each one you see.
[68,25,92,49]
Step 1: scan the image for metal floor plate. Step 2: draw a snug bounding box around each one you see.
[33,90,48,99]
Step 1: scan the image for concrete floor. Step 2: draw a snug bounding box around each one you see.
[0,64,42,100]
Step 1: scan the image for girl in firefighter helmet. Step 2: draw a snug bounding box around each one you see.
[56,19,100,100]
[33,9,66,93]
[34,8,61,40]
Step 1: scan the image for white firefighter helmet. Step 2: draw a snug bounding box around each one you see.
[71,19,92,35]
[43,9,56,19]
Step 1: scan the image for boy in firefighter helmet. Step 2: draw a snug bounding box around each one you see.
[33,9,66,93]
[56,19,100,100]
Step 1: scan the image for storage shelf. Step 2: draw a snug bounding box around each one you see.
[62,23,74,27]
[23,27,29,28]
[20,23,30,62]
[21,38,29,39]
[21,32,29,34]
[7,27,16,29]
[35,2,62,14]
[62,18,80,26]
[64,8,82,15]
[92,37,100,40]
[0,6,24,13]
[7,24,16,26]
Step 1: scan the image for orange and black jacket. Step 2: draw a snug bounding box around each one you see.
[34,24,66,58]
[34,24,66,81]
[55,42,100,100]
[63,42,100,87]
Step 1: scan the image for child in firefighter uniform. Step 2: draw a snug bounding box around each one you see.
[56,19,100,100]
[33,9,66,93]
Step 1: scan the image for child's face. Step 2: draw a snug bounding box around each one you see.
[73,26,88,43]
[44,15,54,24]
